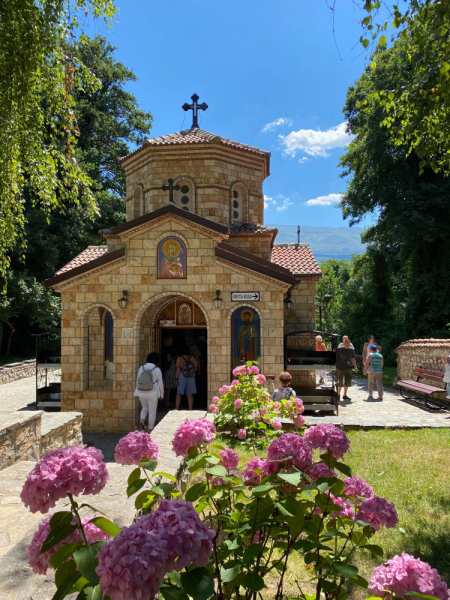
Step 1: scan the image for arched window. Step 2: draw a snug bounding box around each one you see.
[231,183,247,223]
[173,178,195,213]
[133,185,143,219]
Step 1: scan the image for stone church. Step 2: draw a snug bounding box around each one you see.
[44,97,322,431]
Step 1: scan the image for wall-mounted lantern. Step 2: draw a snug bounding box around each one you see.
[118,290,128,310]
[213,290,222,309]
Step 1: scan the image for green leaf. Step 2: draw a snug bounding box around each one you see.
[286,513,305,538]
[275,499,298,517]
[140,458,158,471]
[90,517,121,538]
[361,544,384,557]
[152,472,177,482]
[160,586,190,600]
[379,35,387,45]
[73,542,104,585]
[49,512,73,531]
[349,574,369,589]
[362,38,370,49]
[335,462,352,477]
[243,543,263,562]
[54,560,80,599]
[76,585,103,600]
[186,482,208,503]
[277,471,303,486]
[251,484,273,496]
[243,572,265,592]
[49,543,81,569]
[220,560,242,583]
[204,465,227,477]
[180,567,215,600]
[128,467,141,485]
[333,563,359,577]
[135,490,155,510]
[126,478,146,497]
[41,522,78,554]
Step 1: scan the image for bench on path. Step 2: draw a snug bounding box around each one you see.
[397,368,449,410]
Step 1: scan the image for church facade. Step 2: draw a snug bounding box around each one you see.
[44,109,322,432]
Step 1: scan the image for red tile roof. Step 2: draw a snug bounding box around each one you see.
[120,128,270,162]
[396,339,450,351]
[56,246,108,275]
[229,223,276,234]
[271,244,322,276]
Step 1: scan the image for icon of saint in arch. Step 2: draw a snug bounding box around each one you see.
[159,238,185,279]
[237,309,259,362]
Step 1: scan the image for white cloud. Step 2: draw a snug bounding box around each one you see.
[264,194,292,212]
[262,117,293,133]
[279,122,353,158]
[305,193,342,207]
[298,157,309,164]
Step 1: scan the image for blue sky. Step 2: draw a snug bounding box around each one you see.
[90,0,374,229]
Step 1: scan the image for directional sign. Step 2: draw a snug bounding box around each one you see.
[231,292,260,302]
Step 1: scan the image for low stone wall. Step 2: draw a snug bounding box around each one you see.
[41,413,83,455]
[0,359,35,385]
[0,411,42,470]
[395,339,450,388]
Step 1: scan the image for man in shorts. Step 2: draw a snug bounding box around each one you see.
[336,337,358,400]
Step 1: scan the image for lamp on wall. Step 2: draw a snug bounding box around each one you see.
[284,290,294,311]
[213,290,222,309]
[118,290,128,310]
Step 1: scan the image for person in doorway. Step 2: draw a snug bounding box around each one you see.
[362,335,381,365]
[443,352,450,398]
[315,335,328,384]
[336,337,358,400]
[175,345,198,411]
[364,344,384,400]
[186,335,201,375]
[272,371,296,402]
[135,352,164,433]
[162,336,176,407]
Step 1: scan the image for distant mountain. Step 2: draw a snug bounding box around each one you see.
[268,224,366,262]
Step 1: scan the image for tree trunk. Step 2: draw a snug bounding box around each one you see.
[6,320,15,358]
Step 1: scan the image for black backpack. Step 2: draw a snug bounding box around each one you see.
[182,356,196,378]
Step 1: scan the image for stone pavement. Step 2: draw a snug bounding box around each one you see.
[303,376,450,429]
[0,409,206,600]
[0,375,37,414]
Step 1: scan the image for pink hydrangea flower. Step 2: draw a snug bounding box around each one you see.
[28,514,111,575]
[219,448,239,471]
[266,433,313,474]
[261,406,268,415]
[344,476,374,500]
[234,398,243,409]
[114,431,160,466]
[232,365,247,377]
[209,403,217,413]
[369,553,449,600]
[357,495,399,531]
[249,365,260,374]
[293,415,306,427]
[257,374,266,384]
[21,445,109,514]
[96,525,168,600]
[238,429,247,440]
[306,463,338,482]
[242,457,267,485]
[231,380,239,386]
[273,420,282,430]
[253,412,261,422]
[304,423,350,459]
[172,418,216,457]
[294,398,305,413]
[212,396,220,403]
[314,492,355,520]
[139,499,215,572]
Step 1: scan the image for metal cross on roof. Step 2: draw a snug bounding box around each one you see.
[297,225,301,248]
[161,178,180,204]
[182,93,208,129]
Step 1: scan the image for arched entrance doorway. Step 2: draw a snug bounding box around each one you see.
[138,296,208,409]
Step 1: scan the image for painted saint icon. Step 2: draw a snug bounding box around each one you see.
[232,306,260,367]
[158,237,186,279]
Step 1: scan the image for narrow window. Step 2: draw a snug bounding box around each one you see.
[173,179,194,213]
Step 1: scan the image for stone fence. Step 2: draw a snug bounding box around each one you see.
[395,339,450,388]
[0,359,35,385]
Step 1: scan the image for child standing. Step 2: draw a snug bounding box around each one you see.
[364,344,384,400]
[272,371,296,402]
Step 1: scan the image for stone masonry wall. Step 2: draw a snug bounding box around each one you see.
[56,216,303,432]
[40,413,83,455]
[395,339,450,388]
[226,232,273,260]
[0,360,36,385]
[0,412,41,470]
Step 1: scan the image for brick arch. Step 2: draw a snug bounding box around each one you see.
[81,303,117,391]
[153,231,190,249]
[132,183,144,219]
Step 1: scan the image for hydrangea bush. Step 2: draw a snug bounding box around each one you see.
[210,362,305,444]
[21,420,449,600]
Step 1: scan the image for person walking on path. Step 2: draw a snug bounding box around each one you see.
[362,335,381,365]
[364,344,384,400]
[272,371,296,402]
[175,346,198,411]
[443,352,450,398]
[134,352,164,433]
[315,335,328,384]
[336,338,358,400]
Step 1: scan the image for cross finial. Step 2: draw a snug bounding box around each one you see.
[182,93,208,129]
[297,225,301,248]
[161,178,181,204]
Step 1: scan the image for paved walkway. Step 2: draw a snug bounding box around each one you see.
[0,376,36,414]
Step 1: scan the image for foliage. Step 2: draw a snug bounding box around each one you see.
[210,363,305,445]
[0,1,116,276]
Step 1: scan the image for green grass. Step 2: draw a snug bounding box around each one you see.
[216,429,450,593]
[356,366,397,387]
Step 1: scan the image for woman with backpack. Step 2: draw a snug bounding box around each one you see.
[134,352,164,432]
[175,345,198,411]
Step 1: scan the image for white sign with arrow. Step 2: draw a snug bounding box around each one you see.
[231,292,260,302]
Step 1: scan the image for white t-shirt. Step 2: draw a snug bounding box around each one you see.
[134,363,164,398]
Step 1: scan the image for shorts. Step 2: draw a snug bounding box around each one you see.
[337,368,353,388]
[177,372,197,395]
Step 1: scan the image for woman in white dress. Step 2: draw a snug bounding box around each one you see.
[134,352,164,432]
